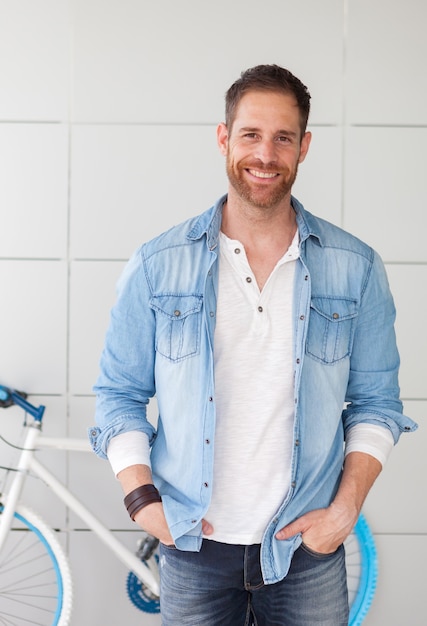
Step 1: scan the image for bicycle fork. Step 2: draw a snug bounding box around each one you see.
[0,422,40,551]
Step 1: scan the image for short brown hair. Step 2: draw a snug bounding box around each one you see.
[225,64,311,137]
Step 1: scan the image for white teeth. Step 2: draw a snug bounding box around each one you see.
[248,169,277,179]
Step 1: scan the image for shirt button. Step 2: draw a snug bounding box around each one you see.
[234,248,241,254]
[205,439,211,444]
[296,358,300,364]
[174,310,181,317]
[258,306,263,312]
[333,312,339,319]
[210,311,215,317]
[246,276,252,283]
[204,482,209,488]
[299,314,305,320]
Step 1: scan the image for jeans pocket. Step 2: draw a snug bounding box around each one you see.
[160,542,177,551]
[300,542,341,560]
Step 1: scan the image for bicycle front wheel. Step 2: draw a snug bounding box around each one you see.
[345,514,378,625]
[0,503,73,625]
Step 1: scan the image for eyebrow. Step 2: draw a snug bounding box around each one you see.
[238,126,298,138]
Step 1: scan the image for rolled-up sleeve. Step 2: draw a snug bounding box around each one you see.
[90,247,158,458]
[342,250,417,441]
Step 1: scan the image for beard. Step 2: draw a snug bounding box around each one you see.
[226,156,298,210]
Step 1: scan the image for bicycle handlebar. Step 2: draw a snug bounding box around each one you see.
[0,385,45,421]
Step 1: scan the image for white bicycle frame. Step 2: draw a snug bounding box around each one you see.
[0,387,380,626]
[0,417,160,597]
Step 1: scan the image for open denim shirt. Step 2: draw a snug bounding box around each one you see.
[91,195,417,584]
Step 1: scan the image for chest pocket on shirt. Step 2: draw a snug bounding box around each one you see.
[306,296,358,364]
[150,294,203,362]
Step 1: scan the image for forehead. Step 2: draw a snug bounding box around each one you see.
[232,90,300,131]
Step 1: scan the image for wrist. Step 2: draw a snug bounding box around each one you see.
[124,484,162,520]
[328,500,358,531]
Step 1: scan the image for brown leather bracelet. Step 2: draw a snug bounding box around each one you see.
[124,484,159,507]
[124,484,162,521]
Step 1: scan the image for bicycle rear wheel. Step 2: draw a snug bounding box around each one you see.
[345,514,378,625]
[0,503,73,625]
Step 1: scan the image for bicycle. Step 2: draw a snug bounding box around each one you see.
[0,384,377,625]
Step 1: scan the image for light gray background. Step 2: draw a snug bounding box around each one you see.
[0,1,425,624]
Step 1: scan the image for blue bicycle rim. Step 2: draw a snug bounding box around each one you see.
[348,514,378,625]
[13,509,64,626]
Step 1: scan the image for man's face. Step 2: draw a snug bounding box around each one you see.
[217,90,311,210]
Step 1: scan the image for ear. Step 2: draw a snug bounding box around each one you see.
[298,131,312,164]
[217,123,229,156]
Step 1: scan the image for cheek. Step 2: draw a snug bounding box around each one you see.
[226,148,238,169]
[227,145,249,167]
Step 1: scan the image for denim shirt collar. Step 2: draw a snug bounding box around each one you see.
[186,193,323,251]
[291,196,323,247]
[186,195,226,251]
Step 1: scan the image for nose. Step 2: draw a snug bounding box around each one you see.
[253,139,278,164]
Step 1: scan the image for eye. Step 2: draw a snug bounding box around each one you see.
[243,133,258,139]
[277,135,291,143]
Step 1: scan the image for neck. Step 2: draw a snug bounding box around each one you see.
[220,191,298,292]
[221,189,297,246]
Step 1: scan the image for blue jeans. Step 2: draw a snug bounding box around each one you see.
[159,540,349,625]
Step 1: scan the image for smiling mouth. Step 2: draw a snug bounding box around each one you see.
[247,169,279,179]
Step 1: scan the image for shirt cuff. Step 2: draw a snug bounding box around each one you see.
[107,430,151,477]
[345,423,394,468]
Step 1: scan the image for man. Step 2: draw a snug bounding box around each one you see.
[91,65,417,625]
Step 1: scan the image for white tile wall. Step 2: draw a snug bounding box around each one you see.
[69,260,125,394]
[70,125,226,259]
[0,124,68,258]
[72,0,344,125]
[343,127,427,263]
[0,261,68,392]
[0,0,69,121]
[387,265,427,399]
[346,0,427,125]
[0,1,424,624]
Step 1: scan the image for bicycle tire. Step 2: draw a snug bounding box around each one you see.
[0,503,73,626]
[345,513,378,625]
